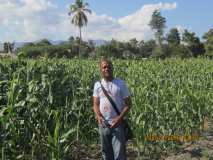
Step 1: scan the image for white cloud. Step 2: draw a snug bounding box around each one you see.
[0,0,60,41]
[84,2,177,41]
[113,2,177,41]
[0,1,177,42]
[19,0,56,11]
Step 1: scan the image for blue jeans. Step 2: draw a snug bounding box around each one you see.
[99,124,126,160]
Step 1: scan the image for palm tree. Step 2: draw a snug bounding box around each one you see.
[68,0,91,56]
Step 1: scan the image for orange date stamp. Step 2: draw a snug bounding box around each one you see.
[145,134,199,142]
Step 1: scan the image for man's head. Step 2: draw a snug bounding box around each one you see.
[100,58,113,81]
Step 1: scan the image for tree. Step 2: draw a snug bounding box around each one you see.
[129,38,138,48]
[36,39,52,46]
[166,28,180,46]
[88,40,95,50]
[3,42,14,54]
[23,42,35,47]
[182,30,205,57]
[68,0,91,56]
[127,38,139,55]
[166,28,184,57]
[3,42,8,53]
[151,44,170,59]
[203,28,213,58]
[68,36,75,43]
[138,40,156,57]
[167,44,192,58]
[149,10,166,46]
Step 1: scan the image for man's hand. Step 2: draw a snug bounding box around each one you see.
[110,116,122,128]
[110,97,131,128]
[93,96,104,126]
[96,115,104,125]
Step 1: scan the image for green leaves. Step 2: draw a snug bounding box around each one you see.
[0,58,212,159]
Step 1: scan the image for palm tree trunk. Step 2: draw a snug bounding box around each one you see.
[7,42,11,54]
[79,27,82,56]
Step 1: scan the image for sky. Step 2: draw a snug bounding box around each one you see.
[0,0,212,42]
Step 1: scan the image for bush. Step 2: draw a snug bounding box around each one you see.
[17,45,74,58]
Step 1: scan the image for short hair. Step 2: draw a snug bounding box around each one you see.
[99,58,113,68]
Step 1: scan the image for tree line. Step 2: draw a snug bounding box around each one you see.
[15,27,213,59]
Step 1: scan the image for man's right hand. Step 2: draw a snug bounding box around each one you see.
[96,115,104,125]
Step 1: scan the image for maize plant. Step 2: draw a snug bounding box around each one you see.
[0,58,212,159]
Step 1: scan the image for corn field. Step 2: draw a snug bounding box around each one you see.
[0,58,213,159]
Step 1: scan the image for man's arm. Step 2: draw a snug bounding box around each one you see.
[118,96,131,119]
[110,96,131,128]
[93,97,103,125]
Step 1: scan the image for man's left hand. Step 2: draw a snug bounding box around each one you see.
[110,116,122,128]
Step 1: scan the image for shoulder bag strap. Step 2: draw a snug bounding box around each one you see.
[99,81,120,115]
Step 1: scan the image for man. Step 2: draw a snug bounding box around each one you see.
[93,59,131,160]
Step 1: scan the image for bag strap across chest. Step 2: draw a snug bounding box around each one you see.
[99,81,120,115]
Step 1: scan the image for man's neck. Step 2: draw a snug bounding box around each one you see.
[103,77,114,82]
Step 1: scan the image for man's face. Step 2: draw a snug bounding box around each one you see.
[100,61,113,79]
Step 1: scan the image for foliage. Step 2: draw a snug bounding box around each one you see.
[95,44,118,58]
[0,59,212,159]
[182,30,205,57]
[166,28,181,46]
[151,44,170,59]
[3,42,14,53]
[203,28,213,58]
[14,32,213,59]
[138,40,156,58]
[168,44,192,58]
[17,45,74,58]
[68,0,91,29]
[149,10,166,45]
[36,39,52,46]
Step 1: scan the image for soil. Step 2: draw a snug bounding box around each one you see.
[70,119,213,160]
[164,118,213,160]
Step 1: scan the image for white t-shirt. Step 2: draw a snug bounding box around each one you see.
[93,78,130,124]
